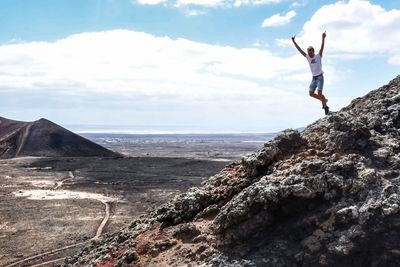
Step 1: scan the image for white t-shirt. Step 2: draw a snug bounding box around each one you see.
[306,54,323,77]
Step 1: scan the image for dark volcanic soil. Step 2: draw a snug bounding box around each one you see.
[0,144,259,267]
[27,156,230,218]
[64,76,400,267]
[0,117,116,159]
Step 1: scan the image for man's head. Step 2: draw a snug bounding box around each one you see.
[307,46,315,57]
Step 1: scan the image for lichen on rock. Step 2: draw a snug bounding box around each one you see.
[65,76,400,266]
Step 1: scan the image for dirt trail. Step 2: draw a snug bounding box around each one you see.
[95,201,110,239]
[4,171,113,267]
[54,171,74,190]
[25,201,110,267]
[30,257,67,267]
[4,201,111,267]
[4,242,85,267]
[0,128,23,143]
[15,123,33,157]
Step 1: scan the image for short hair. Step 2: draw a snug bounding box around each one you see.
[307,46,314,52]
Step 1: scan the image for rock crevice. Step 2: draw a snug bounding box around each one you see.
[66,76,400,267]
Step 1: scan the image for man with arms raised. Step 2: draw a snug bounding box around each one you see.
[292,31,329,115]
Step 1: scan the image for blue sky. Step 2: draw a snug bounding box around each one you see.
[0,0,399,133]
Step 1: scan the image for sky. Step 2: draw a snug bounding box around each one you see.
[0,0,399,133]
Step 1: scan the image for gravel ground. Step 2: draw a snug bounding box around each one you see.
[0,138,264,266]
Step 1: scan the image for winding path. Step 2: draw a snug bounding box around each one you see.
[95,201,111,239]
[15,123,33,157]
[21,201,111,267]
[4,242,85,267]
[5,171,113,267]
[30,257,71,267]
[0,128,22,143]
[54,171,74,190]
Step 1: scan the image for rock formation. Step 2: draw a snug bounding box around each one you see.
[66,76,400,266]
[0,117,117,158]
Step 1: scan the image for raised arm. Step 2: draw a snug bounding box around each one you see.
[319,31,326,57]
[291,35,306,57]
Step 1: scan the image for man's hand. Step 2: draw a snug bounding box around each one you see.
[319,31,326,57]
[291,35,306,57]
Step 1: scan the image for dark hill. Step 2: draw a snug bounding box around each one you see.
[0,117,117,158]
[67,76,400,266]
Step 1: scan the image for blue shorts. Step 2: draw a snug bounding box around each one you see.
[309,74,324,93]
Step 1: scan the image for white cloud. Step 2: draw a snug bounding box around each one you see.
[136,0,283,8]
[262,10,296,27]
[290,0,309,8]
[134,0,284,16]
[182,8,207,16]
[175,0,225,7]
[135,0,166,5]
[280,0,400,64]
[233,0,282,7]
[0,30,307,94]
[0,30,329,131]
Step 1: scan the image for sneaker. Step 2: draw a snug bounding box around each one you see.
[324,106,330,115]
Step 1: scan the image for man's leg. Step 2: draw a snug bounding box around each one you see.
[317,90,328,108]
[309,91,328,109]
[309,76,329,114]
[317,75,328,108]
[309,79,320,101]
[319,90,330,114]
[309,91,322,101]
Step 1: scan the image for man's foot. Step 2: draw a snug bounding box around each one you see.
[324,106,330,115]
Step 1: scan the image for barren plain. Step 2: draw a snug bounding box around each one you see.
[0,133,273,266]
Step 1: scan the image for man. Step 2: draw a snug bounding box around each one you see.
[292,31,329,115]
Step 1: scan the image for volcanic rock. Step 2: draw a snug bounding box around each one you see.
[65,76,400,266]
[0,117,117,158]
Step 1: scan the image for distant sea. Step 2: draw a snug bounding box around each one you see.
[66,125,297,141]
[67,125,279,134]
[80,132,277,143]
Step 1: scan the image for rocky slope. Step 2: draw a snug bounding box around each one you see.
[0,117,117,158]
[66,76,400,266]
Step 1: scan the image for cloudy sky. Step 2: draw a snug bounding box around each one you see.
[0,0,399,133]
